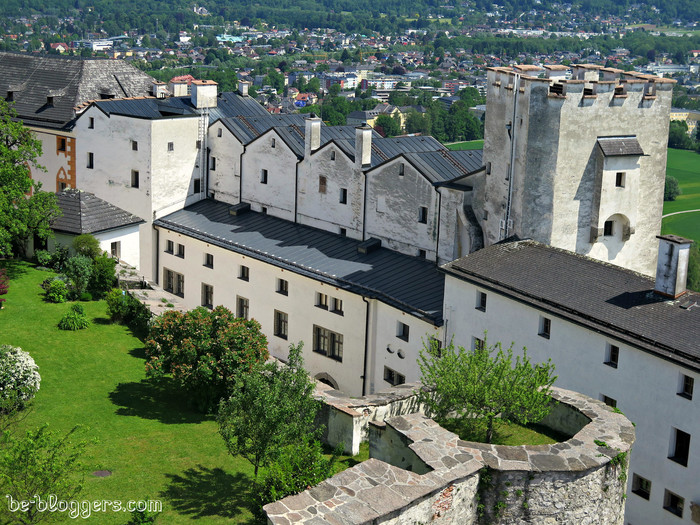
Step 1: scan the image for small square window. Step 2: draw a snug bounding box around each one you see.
[678,374,694,400]
[669,428,690,467]
[87,152,94,169]
[539,316,551,339]
[384,366,406,386]
[476,291,487,312]
[318,175,327,193]
[239,265,249,281]
[473,336,485,351]
[605,344,619,368]
[316,292,328,309]
[339,227,347,237]
[236,296,249,320]
[88,117,95,129]
[168,142,174,152]
[663,489,684,517]
[615,172,625,188]
[204,253,213,268]
[331,297,343,315]
[176,243,185,258]
[632,474,651,500]
[261,169,268,184]
[261,206,268,214]
[397,321,409,342]
[418,206,428,224]
[165,240,174,254]
[418,249,426,258]
[601,395,617,408]
[217,128,222,137]
[274,310,288,339]
[339,188,347,204]
[201,283,213,309]
[131,170,139,188]
[604,220,614,237]
[277,278,288,295]
[132,140,138,151]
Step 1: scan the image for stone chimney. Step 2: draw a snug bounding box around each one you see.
[355,124,372,169]
[169,80,189,97]
[151,81,168,99]
[654,235,693,298]
[191,80,218,109]
[238,81,250,97]
[305,114,322,158]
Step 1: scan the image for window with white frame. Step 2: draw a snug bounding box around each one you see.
[605,344,619,368]
[204,253,213,268]
[316,292,328,309]
[165,240,174,254]
[236,296,249,320]
[331,297,343,315]
[164,268,184,297]
[313,325,343,362]
[384,366,405,386]
[678,374,694,400]
[274,310,288,339]
[668,428,690,467]
[239,265,249,281]
[538,316,551,339]
[476,291,487,311]
[201,283,213,309]
[396,321,409,342]
[277,278,288,295]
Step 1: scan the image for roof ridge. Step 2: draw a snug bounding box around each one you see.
[438,149,470,175]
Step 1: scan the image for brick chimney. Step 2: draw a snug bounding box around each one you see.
[305,114,322,158]
[654,235,693,298]
[355,124,372,170]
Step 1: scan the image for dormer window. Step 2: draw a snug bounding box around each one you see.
[46,96,54,106]
[6,91,13,102]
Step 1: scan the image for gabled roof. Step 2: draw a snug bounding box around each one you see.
[219,114,309,144]
[52,190,144,235]
[597,136,645,157]
[441,240,700,370]
[369,136,446,167]
[402,149,484,187]
[0,52,154,130]
[155,199,445,324]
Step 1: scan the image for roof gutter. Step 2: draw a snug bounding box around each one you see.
[361,296,370,396]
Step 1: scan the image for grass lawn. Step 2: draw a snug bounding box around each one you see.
[662,148,700,243]
[440,417,571,446]
[0,261,367,524]
[446,140,484,151]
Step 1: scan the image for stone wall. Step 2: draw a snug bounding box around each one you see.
[266,386,634,525]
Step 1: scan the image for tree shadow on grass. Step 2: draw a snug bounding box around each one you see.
[108,378,211,425]
[160,465,262,524]
[0,259,29,279]
[127,347,147,359]
[92,317,112,325]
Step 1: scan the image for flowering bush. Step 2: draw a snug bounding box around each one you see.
[0,345,41,411]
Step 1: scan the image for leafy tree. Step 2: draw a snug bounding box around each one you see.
[64,255,93,298]
[664,176,682,201]
[374,114,402,137]
[0,425,89,525]
[0,99,61,257]
[419,336,556,443]
[88,254,117,299]
[146,306,268,413]
[688,243,700,293]
[72,234,102,259]
[217,343,319,478]
[668,120,693,150]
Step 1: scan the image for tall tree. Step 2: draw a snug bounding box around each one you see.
[0,100,61,257]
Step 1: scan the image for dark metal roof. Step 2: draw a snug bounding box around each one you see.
[209,91,269,120]
[219,114,309,144]
[401,149,484,186]
[370,136,446,167]
[0,52,153,130]
[441,240,700,370]
[52,190,145,234]
[155,199,445,324]
[597,136,645,157]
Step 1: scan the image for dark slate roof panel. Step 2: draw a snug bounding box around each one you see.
[442,240,700,366]
[209,91,269,120]
[371,136,445,167]
[218,114,309,144]
[597,137,645,157]
[52,190,145,234]
[155,199,444,324]
[402,149,484,185]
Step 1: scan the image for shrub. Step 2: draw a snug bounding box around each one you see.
[106,288,128,322]
[35,249,52,267]
[58,304,90,331]
[106,289,150,334]
[88,254,117,299]
[125,498,161,524]
[80,292,93,302]
[73,234,102,259]
[0,345,40,412]
[65,255,93,298]
[664,176,681,201]
[51,245,71,272]
[46,279,68,303]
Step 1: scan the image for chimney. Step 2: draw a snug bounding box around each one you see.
[304,114,322,158]
[238,80,250,97]
[355,124,372,169]
[654,235,693,298]
[151,81,168,99]
[191,80,218,109]
[169,80,188,97]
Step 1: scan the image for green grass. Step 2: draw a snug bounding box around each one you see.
[662,148,700,243]
[446,140,484,151]
[440,417,571,446]
[0,261,367,524]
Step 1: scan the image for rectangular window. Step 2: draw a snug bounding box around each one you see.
[316,292,328,309]
[131,170,139,188]
[110,241,121,259]
[669,428,691,467]
[604,220,614,237]
[331,150,336,161]
[236,296,249,320]
[313,325,343,362]
[339,228,347,237]
[331,297,343,315]
[615,172,625,188]
[339,188,347,204]
[87,152,94,169]
[476,291,487,312]
[194,178,201,193]
[59,182,67,191]
[418,206,428,224]
[217,128,222,137]
[176,243,185,258]
[164,268,184,297]
[88,117,94,129]
[58,138,66,151]
[165,240,174,254]
[167,142,174,152]
[399,163,405,176]
[418,249,426,258]
[260,169,268,184]
[473,336,485,351]
[196,140,202,149]
[201,283,213,309]
[605,344,619,368]
[664,489,684,518]
[397,321,409,342]
[384,366,405,386]
[678,374,694,400]
[210,157,216,171]
[632,474,651,500]
[539,316,551,339]
[601,395,617,408]
[319,175,327,193]
[204,253,213,268]
[274,310,288,339]
[271,138,276,148]
[132,140,138,151]
[239,265,249,281]
[262,206,267,215]
[277,278,288,295]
